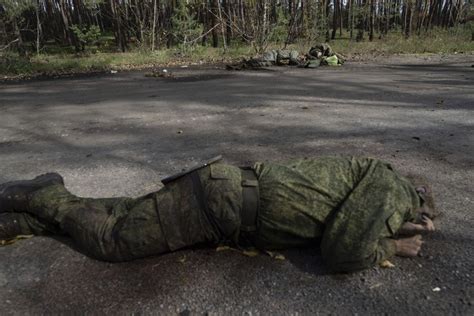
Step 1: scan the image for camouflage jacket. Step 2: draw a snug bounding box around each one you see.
[253,156,421,272]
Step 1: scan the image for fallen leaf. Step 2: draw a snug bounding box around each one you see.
[380,259,395,268]
[242,249,260,257]
[266,251,286,260]
[0,234,34,247]
[369,283,383,289]
[216,246,231,252]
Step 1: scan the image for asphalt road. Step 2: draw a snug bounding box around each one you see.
[0,55,473,315]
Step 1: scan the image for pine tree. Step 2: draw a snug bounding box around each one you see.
[170,1,203,53]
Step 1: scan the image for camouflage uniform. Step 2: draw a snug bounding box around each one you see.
[253,157,420,272]
[22,164,243,262]
[304,43,345,68]
[226,50,300,70]
[9,157,421,272]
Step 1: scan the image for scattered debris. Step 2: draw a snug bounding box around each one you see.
[145,68,174,78]
[432,287,441,292]
[216,245,260,257]
[227,43,344,70]
[110,70,118,74]
[177,255,186,263]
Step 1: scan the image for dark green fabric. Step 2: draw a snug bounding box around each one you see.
[253,156,421,272]
[304,59,321,68]
[25,164,242,262]
[0,212,60,238]
[308,43,334,59]
[15,157,420,272]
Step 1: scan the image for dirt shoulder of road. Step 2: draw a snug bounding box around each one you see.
[1,52,472,83]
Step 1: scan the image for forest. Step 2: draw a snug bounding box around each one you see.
[0,0,472,77]
[1,0,472,53]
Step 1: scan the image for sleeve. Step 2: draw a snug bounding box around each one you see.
[320,161,411,273]
[321,207,399,273]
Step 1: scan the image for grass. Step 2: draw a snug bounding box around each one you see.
[0,46,253,77]
[329,28,474,56]
[0,50,169,77]
[1,27,472,78]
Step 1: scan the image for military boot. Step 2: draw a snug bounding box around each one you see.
[0,173,64,213]
[0,212,61,242]
[0,213,34,241]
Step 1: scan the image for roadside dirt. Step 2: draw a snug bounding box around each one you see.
[0,54,473,314]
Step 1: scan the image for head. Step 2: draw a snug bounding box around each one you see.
[404,173,440,221]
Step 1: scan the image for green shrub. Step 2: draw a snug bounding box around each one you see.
[70,25,102,52]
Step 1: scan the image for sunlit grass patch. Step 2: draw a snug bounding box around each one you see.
[329,28,473,56]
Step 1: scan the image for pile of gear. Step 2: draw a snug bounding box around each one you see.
[226,43,345,71]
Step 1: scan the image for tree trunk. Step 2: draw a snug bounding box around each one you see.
[59,0,71,45]
[325,0,331,41]
[13,17,26,57]
[369,0,375,41]
[332,0,339,40]
[340,0,343,36]
[405,1,413,38]
[356,0,365,41]
[224,0,232,46]
[211,0,219,47]
[217,0,227,52]
[111,0,127,52]
[349,0,354,39]
[36,0,41,55]
[152,0,157,51]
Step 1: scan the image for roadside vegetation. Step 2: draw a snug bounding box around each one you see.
[1,0,473,79]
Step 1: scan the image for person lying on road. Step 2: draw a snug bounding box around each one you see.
[0,155,437,273]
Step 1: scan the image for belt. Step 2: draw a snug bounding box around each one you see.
[240,167,259,232]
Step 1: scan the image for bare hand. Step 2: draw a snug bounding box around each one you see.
[398,216,435,235]
[420,215,435,232]
[395,235,423,257]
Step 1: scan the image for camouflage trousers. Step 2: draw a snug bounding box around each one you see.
[24,164,243,262]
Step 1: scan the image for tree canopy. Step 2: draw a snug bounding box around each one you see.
[0,0,471,54]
